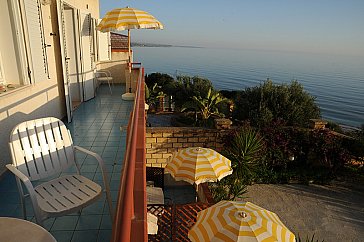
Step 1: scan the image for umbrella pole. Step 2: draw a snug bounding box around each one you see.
[128,29,132,93]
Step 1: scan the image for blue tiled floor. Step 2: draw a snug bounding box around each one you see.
[0,85,133,242]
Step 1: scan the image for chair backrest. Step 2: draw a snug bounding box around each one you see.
[9,117,76,181]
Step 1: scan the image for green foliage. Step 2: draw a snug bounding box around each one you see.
[145,73,217,112]
[260,120,293,170]
[181,88,228,126]
[209,176,247,201]
[346,125,364,159]
[306,129,349,173]
[174,75,214,109]
[325,121,343,133]
[233,79,321,127]
[225,126,266,181]
[145,73,174,91]
[146,83,165,109]
[210,125,265,201]
[260,124,351,183]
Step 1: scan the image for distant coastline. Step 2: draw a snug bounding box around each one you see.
[131,42,203,49]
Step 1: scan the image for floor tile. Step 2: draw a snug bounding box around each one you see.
[51,216,79,231]
[72,230,99,242]
[100,214,112,230]
[81,201,105,215]
[76,214,102,230]
[0,192,20,204]
[43,217,56,231]
[97,230,112,242]
[51,231,74,242]
[81,164,99,173]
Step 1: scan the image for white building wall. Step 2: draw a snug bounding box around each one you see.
[0,0,100,175]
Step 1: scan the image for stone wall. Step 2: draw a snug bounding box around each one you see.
[146,127,232,168]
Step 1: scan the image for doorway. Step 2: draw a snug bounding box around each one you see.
[63,4,82,110]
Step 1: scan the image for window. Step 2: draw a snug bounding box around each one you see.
[0,0,28,92]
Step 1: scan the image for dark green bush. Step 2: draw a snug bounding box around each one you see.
[326,121,343,133]
[181,88,228,127]
[210,125,266,201]
[233,79,321,127]
[346,125,364,159]
[223,125,266,182]
[145,73,175,91]
[173,75,215,109]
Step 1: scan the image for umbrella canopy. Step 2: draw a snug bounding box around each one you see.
[188,201,296,242]
[165,147,232,185]
[96,7,164,32]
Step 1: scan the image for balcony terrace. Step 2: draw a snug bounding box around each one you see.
[0,84,133,242]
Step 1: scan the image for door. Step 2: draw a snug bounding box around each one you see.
[79,11,95,101]
[64,7,83,108]
[57,0,72,122]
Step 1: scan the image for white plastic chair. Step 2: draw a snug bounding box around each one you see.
[6,117,114,226]
[95,70,113,94]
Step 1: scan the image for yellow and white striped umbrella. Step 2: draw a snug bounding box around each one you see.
[97,7,163,94]
[96,7,164,32]
[188,201,296,242]
[165,147,233,185]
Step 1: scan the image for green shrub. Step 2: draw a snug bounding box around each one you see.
[224,125,266,181]
[174,75,214,109]
[346,124,364,159]
[326,121,343,133]
[145,83,165,110]
[210,125,266,201]
[209,176,247,201]
[145,73,175,91]
[181,88,228,127]
[233,79,320,128]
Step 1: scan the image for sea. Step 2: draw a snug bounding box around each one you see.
[133,47,364,128]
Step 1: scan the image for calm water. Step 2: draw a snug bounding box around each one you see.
[134,47,364,127]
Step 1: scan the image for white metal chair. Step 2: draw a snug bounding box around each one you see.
[95,70,113,94]
[6,117,114,226]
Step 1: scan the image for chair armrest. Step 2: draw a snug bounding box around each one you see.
[74,146,114,219]
[6,164,32,187]
[95,71,109,78]
[104,70,112,77]
[6,164,42,219]
[74,145,110,183]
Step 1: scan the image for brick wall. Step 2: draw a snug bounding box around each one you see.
[146,127,231,168]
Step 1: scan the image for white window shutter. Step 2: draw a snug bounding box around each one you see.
[22,0,48,83]
[97,19,110,61]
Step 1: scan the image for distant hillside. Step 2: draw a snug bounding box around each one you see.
[131,42,203,48]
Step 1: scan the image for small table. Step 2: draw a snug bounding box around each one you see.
[0,217,57,242]
[146,186,164,204]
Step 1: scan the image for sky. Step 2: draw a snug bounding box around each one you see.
[99,0,364,56]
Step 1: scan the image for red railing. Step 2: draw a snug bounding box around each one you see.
[112,67,147,242]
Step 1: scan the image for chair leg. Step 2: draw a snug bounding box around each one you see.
[15,178,27,219]
[21,197,27,220]
[105,189,114,222]
[108,80,112,94]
